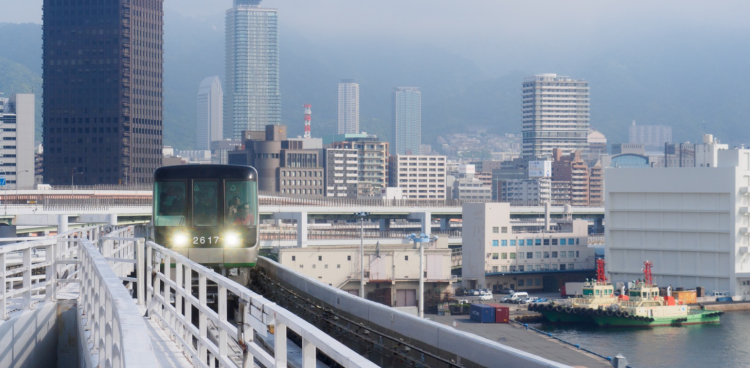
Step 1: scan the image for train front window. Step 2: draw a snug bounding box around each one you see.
[225,181,258,227]
[154,181,187,226]
[193,181,219,227]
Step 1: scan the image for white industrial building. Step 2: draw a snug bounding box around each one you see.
[462,203,595,292]
[605,148,750,299]
[278,239,454,308]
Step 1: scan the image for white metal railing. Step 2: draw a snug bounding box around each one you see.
[79,235,158,368]
[145,241,378,368]
[0,225,158,368]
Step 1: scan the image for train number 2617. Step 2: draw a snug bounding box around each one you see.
[193,237,220,245]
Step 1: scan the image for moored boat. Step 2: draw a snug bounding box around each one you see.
[529,260,723,327]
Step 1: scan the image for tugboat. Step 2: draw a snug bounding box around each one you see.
[589,261,722,327]
[530,260,723,327]
[529,259,618,323]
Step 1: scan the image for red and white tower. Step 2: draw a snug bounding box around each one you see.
[303,104,312,138]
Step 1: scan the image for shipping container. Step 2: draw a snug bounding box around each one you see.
[484,303,511,323]
[470,304,496,323]
[495,306,510,323]
[673,290,697,304]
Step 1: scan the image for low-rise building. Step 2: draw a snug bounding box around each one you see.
[278,239,454,308]
[462,203,596,292]
[330,136,389,197]
[452,177,492,201]
[497,178,551,206]
[389,155,447,200]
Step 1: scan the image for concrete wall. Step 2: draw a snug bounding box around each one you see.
[0,302,58,368]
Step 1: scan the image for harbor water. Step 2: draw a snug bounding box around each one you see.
[533,310,750,367]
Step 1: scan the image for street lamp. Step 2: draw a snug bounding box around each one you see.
[71,168,84,189]
[355,212,370,299]
[407,232,439,318]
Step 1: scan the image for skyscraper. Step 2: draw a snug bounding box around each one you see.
[522,74,589,158]
[337,79,359,134]
[42,0,164,185]
[225,0,280,140]
[392,87,422,155]
[196,77,223,150]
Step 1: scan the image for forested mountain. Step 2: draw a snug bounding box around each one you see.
[1,16,749,149]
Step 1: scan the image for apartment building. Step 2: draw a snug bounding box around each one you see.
[522,74,590,158]
[552,149,591,206]
[496,178,551,206]
[330,138,389,197]
[388,155,447,200]
[324,148,359,197]
[462,203,595,292]
[452,177,492,201]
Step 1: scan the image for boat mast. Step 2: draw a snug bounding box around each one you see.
[643,260,654,286]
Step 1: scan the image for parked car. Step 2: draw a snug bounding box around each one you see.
[480,289,492,296]
[498,288,515,295]
[471,289,480,296]
[479,294,494,301]
[453,298,469,304]
[503,292,530,304]
[535,297,549,303]
[519,297,538,304]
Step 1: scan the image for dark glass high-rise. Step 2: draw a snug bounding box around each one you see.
[42,0,164,185]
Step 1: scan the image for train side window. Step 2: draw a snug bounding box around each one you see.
[154,181,187,226]
[226,180,258,227]
[193,181,219,227]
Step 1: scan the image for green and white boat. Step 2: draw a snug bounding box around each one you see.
[530,260,723,327]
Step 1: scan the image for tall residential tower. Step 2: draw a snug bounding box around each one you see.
[337,79,360,134]
[42,0,164,185]
[522,74,589,158]
[392,87,422,155]
[225,0,280,140]
[196,77,223,150]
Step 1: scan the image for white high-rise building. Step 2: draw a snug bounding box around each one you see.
[0,93,35,189]
[388,155,446,200]
[522,74,590,158]
[225,0,280,140]
[337,79,359,134]
[196,77,223,150]
[629,121,672,151]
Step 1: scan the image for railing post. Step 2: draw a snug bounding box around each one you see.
[183,265,192,351]
[22,247,31,309]
[301,337,316,368]
[1,253,6,320]
[199,273,207,364]
[174,261,183,338]
[137,239,145,306]
[163,254,172,340]
[46,242,56,301]
[218,284,227,360]
[146,243,153,309]
[274,321,287,367]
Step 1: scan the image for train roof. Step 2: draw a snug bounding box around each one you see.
[153,165,257,181]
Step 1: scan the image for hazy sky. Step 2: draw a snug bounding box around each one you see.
[4,0,749,75]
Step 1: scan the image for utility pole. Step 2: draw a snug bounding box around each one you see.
[355,212,369,299]
[407,233,439,318]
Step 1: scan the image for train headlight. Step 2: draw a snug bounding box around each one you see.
[172,233,189,247]
[224,232,241,248]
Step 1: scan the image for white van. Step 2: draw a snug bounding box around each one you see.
[503,292,529,304]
